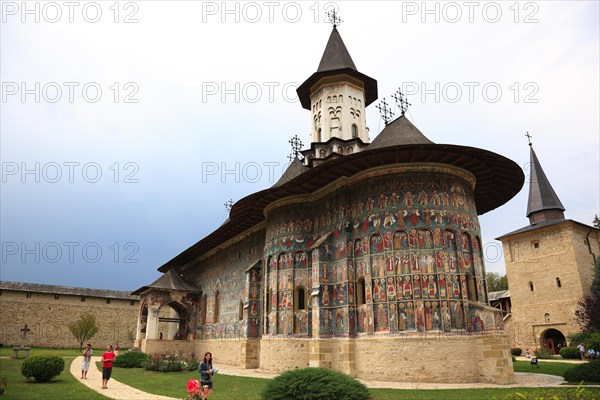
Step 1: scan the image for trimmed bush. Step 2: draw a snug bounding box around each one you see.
[262,367,369,400]
[559,346,581,359]
[534,349,552,359]
[510,348,522,356]
[21,355,65,383]
[114,351,147,368]
[563,360,600,383]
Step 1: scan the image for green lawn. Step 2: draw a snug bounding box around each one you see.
[110,362,600,400]
[0,351,109,400]
[512,359,578,377]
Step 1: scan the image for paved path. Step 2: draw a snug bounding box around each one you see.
[71,356,597,399]
[70,356,178,400]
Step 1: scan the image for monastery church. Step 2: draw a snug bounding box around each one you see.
[132,25,526,384]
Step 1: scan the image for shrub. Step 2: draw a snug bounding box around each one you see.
[568,332,591,346]
[510,348,522,356]
[584,332,600,352]
[114,351,147,368]
[21,355,65,383]
[142,353,185,372]
[563,360,600,383]
[262,367,369,400]
[187,356,199,372]
[559,346,581,359]
[534,349,552,359]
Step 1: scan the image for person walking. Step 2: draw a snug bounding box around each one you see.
[81,343,93,379]
[577,342,586,361]
[101,345,116,389]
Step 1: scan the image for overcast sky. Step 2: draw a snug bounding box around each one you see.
[1,1,598,291]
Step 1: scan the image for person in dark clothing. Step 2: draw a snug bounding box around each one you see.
[199,352,216,394]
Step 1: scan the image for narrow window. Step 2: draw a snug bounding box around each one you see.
[106,298,111,304]
[26,292,32,298]
[356,278,366,306]
[352,124,358,138]
[239,300,244,321]
[317,128,322,142]
[214,291,220,323]
[295,287,306,311]
[529,281,534,291]
[81,296,86,302]
[54,294,60,300]
[266,289,272,312]
[130,300,135,306]
[532,240,540,249]
[556,277,561,288]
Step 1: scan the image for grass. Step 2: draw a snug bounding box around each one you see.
[512,360,578,377]
[111,361,600,400]
[0,348,109,400]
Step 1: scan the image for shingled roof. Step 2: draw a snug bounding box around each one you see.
[296,27,378,110]
[526,146,565,218]
[0,281,139,300]
[369,115,434,149]
[131,269,199,295]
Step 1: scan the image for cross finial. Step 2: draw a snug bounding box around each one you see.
[224,199,234,212]
[327,9,342,27]
[525,131,533,146]
[288,134,303,162]
[376,98,394,125]
[392,89,411,116]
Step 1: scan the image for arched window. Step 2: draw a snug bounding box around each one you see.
[319,148,326,158]
[556,277,562,288]
[214,291,220,323]
[294,286,307,311]
[356,278,366,305]
[266,289,272,312]
[529,281,534,291]
[317,128,322,142]
[337,146,343,154]
[201,295,207,325]
[351,124,357,139]
[239,300,244,321]
[466,273,478,301]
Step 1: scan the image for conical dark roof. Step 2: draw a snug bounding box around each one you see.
[131,268,200,295]
[317,27,357,72]
[526,146,565,218]
[272,157,309,187]
[369,116,433,149]
[297,27,377,110]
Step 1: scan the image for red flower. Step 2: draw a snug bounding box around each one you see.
[186,379,199,395]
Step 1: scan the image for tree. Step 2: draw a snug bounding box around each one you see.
[593,215,600,229]
[575,257,600,332]
[486,272,509,292]
[68,312,99,350]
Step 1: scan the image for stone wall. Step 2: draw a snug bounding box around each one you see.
[502,222,600,351]
[0,289,138,348]
[260,337,310,373]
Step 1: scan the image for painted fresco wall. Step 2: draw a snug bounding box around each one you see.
[184,230,264,339]
[264,166,498,338]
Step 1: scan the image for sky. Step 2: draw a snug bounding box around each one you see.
[1,1,599,291]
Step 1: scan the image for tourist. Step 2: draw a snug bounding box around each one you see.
[199,352,217,395]
[114,343,120,356]
[101,345,116,389]
[577,342,585,361]
[525,349,531,359]
[81,343,93,379]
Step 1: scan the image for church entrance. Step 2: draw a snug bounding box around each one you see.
[541,328,566,355]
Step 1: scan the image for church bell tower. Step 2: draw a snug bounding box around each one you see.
[296,15,378,166]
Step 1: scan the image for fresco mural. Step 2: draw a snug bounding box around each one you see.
[261,169,499,338]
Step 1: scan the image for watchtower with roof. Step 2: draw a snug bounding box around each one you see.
[497,141,599,355]
[297,25,377,166]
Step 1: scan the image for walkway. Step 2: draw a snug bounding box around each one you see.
[70,356,178,400]
[70,356,593,399]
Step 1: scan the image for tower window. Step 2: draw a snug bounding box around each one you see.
[106,298,111,304]
[352,124,357,139]
[531,240,540,249]
[544,313,550,322]
[54,294,59,300]
[26,292,32,298]
[81,296,86,302]
[556,277,561,288]
[317,128,322,142]
[529,281,534,291]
